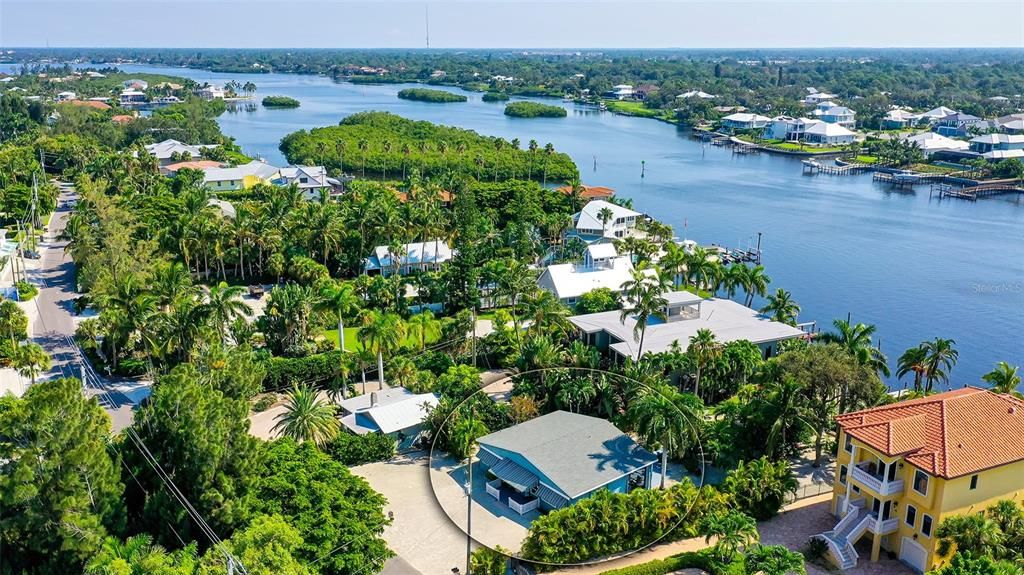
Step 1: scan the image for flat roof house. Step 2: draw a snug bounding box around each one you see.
[721,112,771,131]
[339,387,438,448]
[610,84,634,100]
[569,290,806,360]
[570,199,644,240]
[824,388,1024,573]
[537,243,653,306]
[477,411,657,514]
[120,89,147,106]
[804,91,838,105]
[364,240,453,277]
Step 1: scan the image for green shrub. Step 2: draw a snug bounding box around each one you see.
[252,394,277,412]
[117,357,148,377]
[261,95,300,108]
[599,549,743,575]
[397,88,467,103]
[323,432,396,466]
[721,457,798,521]
[15,281,38,301]
[263,351,344,390]
[521,479,733,565]
[482,92,510,102]
[504,101,568,118]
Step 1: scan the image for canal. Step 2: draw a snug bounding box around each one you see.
[42,64,1024,387]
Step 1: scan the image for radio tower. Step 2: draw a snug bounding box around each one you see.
[425,5,430,48]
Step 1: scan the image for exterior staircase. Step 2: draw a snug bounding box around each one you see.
[818,500,867,570]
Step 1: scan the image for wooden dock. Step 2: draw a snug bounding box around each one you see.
[803,160,871,175]
[932,180,1024,201]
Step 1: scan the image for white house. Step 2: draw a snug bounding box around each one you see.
[915,106,958,123]
[569,290,806,360]
[55,91,76,102]
[882,109,918,129]
[274,165,342,199]
[143,139,218,166]
[677,90,717,100]
[196,85,226,100]
[119,89,147,106]
[812,103,856,127]
[536,244,653,306]
[339,387,439,448]
[764,116,823,141]
[804,91,838,105]
[904,132,970,156]
[611,85,634,100]
[804,122,856,145]
[720,112,771,131]
[364,240,453,276]
[202,161,281,191]
[571,200,644,240]
[969,134,1024,158]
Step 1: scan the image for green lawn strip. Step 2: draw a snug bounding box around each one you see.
[324,327,441,352]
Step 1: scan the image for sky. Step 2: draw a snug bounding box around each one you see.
[1,0,1022,49]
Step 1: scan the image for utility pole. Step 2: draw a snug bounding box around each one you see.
[470,308,477,368]
[465,406,475,575]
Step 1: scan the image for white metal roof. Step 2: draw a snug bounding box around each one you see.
[202,161,280,183]
[586,242,618,260]
[805,122,854,137]
[569,293,805,359]
[722,112,771,123]
[905,132,969,151]
[537,256,654,300]
[365,240,453,270]
[144,139,217,160]
[982,149,1024,159]
[573,200,642,235]
[970,134,1024,145]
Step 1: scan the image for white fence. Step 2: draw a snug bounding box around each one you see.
[510,497,539,515]
[486,479,502,500]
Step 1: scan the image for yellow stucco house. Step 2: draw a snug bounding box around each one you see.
[822,387,1024,573]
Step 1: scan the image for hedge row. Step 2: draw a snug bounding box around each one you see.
[263,351,344,390]
[599,550,742,575]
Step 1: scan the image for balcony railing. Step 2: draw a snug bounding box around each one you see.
[866,512,899,535]
[851,463,904,496]
[486,479,502,500]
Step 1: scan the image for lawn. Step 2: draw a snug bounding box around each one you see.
[604,100,673,121]
[323,327,442,352]
[907,163,959,175]
[853,155,879,164]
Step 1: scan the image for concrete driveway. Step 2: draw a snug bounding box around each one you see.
[432,456,533,551]
[352,453,476,575]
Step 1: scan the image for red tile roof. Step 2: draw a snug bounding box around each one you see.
[111,114,136,124]
[66,100,111,110]
[556,184,616,199]
[837,387,1024,479]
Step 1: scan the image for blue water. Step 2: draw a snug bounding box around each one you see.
[6,63,1022,389]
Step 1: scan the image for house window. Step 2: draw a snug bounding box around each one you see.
[913,470,929,496]
[970,475,978,490]
[905,504,917,528]
[844,434,853,454]
[839,465,848,485]
[922,515,933,538]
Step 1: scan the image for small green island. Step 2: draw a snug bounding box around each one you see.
[482,91,510,102]
[261,95,301,108]
[396,88,468,103]
[504,101,568,118]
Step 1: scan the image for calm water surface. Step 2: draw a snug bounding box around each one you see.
[23,64,1024,388]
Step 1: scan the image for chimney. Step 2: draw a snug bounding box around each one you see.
[370,392,379,407]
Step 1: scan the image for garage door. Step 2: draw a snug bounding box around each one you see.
[899,537,927,573]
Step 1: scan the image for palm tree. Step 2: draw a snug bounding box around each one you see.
[721,263,747,301]
[557,377,596,413]
[204,282,250,342]
[522,289,572,337]
[334,139,346,174]
[619,268,669,359]
[493,138,504,182]
[740,264,772,307]
[152,261,195,311]
[760,288,800,326]
[659,241,687,288]
[935,513,1005,559]
[982,362,1022,397]
[920,337,958,393]
[406,310,441,350]
[597,206,614,236]
[85,534,194,575]
[357,138,369,177]
[381,140,393,180]
[271,384,339,446]
[685,247,719,291]
[401,143,411,179]
[527,139,538,179]
[688,328,721,400]
[517,333,563,388]
[541,142,555,186]
[358,311,406,388]
[629,388,700,489]
[13,342,51,385]
[316,282,360,353]
[764,377,807,460]
[702,510,759,562]
[820,318,891,378]
[896,345,929,394]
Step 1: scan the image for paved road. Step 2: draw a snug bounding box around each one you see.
[28,183,146,430]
